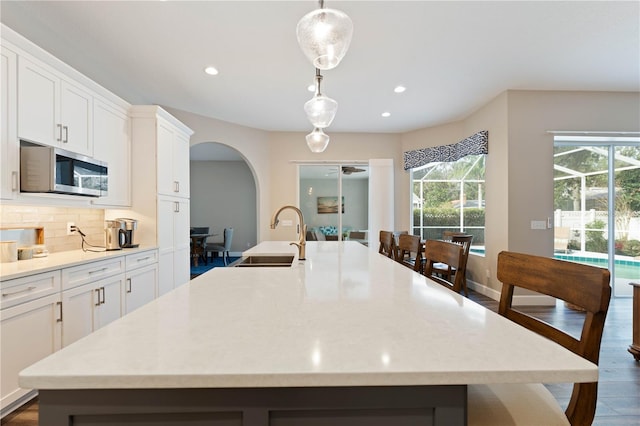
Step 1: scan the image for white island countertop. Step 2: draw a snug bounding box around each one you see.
[20,241,597,390]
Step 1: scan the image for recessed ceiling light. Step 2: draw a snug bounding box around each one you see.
[381,112,391,118]
[394,85,406,93]
[204,66,219,76]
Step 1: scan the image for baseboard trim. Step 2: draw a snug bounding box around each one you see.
[468,280,556,306]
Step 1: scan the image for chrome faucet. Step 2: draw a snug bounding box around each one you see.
[270,205,307,260]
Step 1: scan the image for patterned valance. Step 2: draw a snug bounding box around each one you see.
[403,130,488,170]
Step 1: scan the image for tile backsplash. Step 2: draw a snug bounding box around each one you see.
[0,205,105,253]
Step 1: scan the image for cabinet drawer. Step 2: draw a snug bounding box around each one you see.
[0,271,61,310]
[126,249,158,271]
[62,258,125,291]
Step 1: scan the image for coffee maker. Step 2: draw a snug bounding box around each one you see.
[116,218,139,248]
[104,220,125,251]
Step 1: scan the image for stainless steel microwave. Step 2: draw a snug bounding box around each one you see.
[20,144,108,197]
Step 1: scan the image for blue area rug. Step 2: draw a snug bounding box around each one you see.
[190,256,240,277]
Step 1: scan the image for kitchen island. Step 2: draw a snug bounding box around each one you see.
[20,241,597,425]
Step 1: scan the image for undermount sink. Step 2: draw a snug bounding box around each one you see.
[233,255,295,267]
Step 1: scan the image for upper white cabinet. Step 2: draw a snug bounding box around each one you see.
[1,46,18,200]
[17,56,93,156]
[157,118,190,198]
[92,98,131,207]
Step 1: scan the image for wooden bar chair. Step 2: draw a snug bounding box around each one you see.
[468,251,611,426]
[395,233,423,273]
[423,239,465,294]
[432,234,473,296]
[378,230,396,259]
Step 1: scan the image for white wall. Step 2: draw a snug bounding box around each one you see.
[190,160,256,253]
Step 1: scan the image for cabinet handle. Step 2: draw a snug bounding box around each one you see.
[89,267,108,274]
[100,287,105,304]
[174,181,179,193]
[11,171,18,191]
[137,257,151,262]
[63,126,69,143]
[57,124,62,142]
[2,285,36,297]
[56,301,63,322]
[94,288,101,306]
[126,278,132,293]
[174,201,179,213]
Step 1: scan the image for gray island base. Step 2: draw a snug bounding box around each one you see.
[39,385,465,426]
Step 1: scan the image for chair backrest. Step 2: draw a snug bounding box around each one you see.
[378,230,396,258]
[395,234,423,273]
[554,226,571,253]
[496,251,611,426]
[423,239,465,291]
[223,228,234,250]
[442,230,466,241]
[451,234,473,270]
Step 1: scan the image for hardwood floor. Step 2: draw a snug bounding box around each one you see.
[2,290,638,425]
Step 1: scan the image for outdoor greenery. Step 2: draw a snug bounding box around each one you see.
[554,145,640,250]
[412,155,486,243]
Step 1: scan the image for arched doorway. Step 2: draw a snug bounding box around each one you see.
[189,142,258,256]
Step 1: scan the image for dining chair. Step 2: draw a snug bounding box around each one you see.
[423,239,465,293]
[468,251,611,426]
[378,230,396,259]
[432,234,473,296]
[205,228,234,266]
[395,233,423,273]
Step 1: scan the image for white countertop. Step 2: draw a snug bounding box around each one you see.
[19,241,597,390]
[0,246,157,281]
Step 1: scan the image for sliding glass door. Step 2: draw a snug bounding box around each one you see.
[299,164,369,242]
[554,136,640,297]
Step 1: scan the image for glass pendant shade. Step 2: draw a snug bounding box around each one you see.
[306,128,330,153]
[296,8,353,70]
[304,94,337,128]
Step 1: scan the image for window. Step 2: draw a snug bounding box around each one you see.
[410,154,485,249]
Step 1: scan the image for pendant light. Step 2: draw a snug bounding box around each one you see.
[306,128,330,153]
[296,0,353,70]
[304,69,337,128]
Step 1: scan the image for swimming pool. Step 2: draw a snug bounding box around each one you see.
[470,248,639,279]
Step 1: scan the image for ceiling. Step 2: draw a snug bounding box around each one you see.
[2,1,638,137]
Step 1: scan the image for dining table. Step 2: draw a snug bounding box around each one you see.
[189,233,216,266]
[20,241,598,426]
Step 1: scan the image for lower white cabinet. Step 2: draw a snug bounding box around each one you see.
[124,263,157,314]
[0,292,62,416]
[158,196,190,296]
[61,274,124,347]
[0,249,158,418]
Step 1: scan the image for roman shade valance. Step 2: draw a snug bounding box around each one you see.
[403,130,488,170]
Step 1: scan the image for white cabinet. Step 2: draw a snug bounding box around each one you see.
[0,273,62,415]
[124,264,157,314]
[17,56,93,156]
[1,46,18,200]
[157,118,190,198]
[124,249,159,314]
[158,197,190,295]
[92,98,131,207]
[61,274,124,347]
[129,106,193,294]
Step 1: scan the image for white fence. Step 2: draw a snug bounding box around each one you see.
[554,209,640,240]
